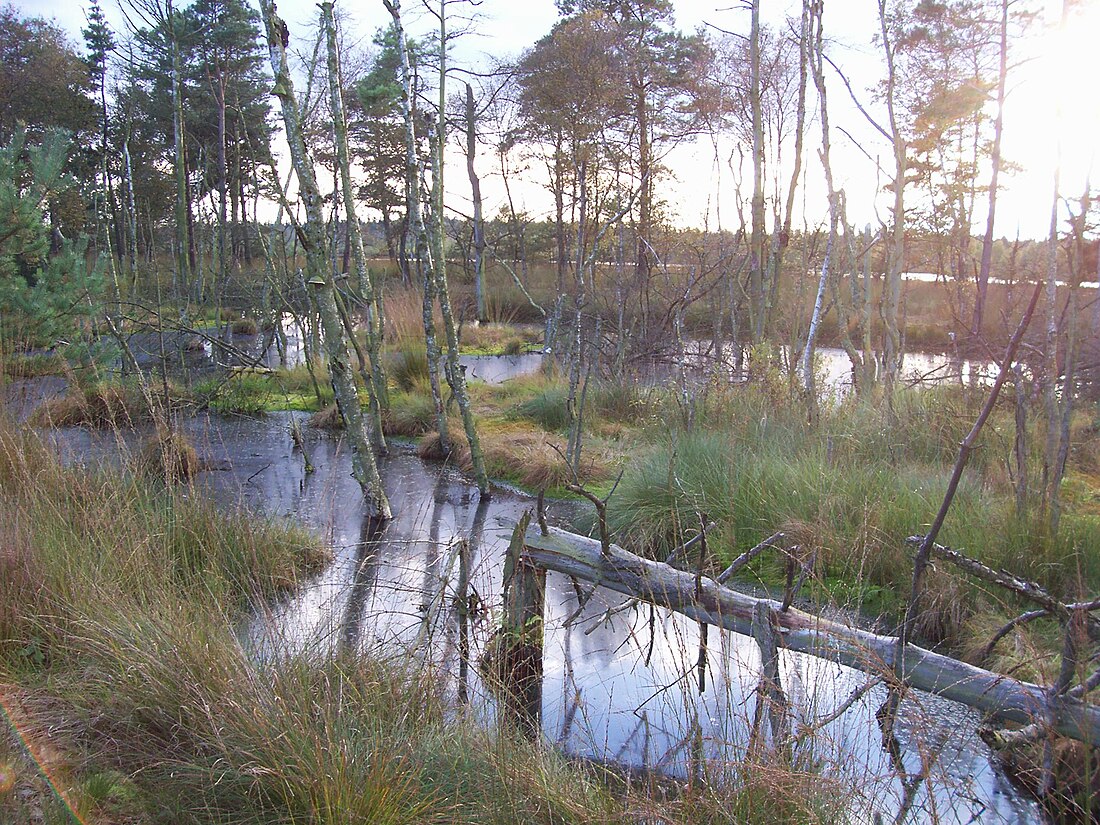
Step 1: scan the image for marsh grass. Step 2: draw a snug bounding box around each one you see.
[388,343,430,392]
[133,426,203,482]
[418,421,611,490]
[28,381,155,429]
[230,316,259,335]
[587,384,1100,646]
[194,371,274,416]
[1,351,65,378]
[513,384,570,431]
[385,389,437,437]
[0,415,822,825]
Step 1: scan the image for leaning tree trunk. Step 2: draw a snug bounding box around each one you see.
[321,1,389,453]
[260,0,391,520]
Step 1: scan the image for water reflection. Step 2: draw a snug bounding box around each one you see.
[37,411,1039,824]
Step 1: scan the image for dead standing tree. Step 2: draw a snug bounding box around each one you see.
[259,0,392,520]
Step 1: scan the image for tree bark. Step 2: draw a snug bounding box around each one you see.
[321,1,389,452]
[971,0,1009,342]
[260,0,391,519]
[466,83,487,324]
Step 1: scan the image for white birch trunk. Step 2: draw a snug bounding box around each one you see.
[260,0,391,519]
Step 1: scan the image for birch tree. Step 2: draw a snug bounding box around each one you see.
[383,0,449,457]
[321,1,389,453]
[427,0,490,495]
[799,0,835,408]
[259,0,391,519]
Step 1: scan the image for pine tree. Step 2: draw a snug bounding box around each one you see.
[0,129,103,348]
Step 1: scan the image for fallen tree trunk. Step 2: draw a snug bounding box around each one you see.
[522,526,1100,745]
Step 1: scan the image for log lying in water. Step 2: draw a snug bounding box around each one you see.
[521,525,1100,745]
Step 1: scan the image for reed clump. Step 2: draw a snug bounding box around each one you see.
[230,316,259,335]
[28,382,153,429]
[133,426,202,482]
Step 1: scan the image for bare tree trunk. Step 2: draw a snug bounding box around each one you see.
[260,0,391,520]
[770,1,809,321]
[879,0,905,396]
[168,3,191,302]
[1014,363,1028,519]
[322,1,389,453]
[466,84,487,324]
[384,0,448,454]
[216,77,228,291]
[800,1,835,408]
[429,0,489,495]
[565,158,588,476]
[122,130,139,280]
[972,0,1009,342]
[749,0,766,342]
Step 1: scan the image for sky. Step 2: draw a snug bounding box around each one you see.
[12,0,1100,243]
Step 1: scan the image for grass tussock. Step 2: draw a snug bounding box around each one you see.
[134,427,202,482]
[388,343,430,392]
[28,382,154,429]
[385,390,437,437]
[193,371,273,416]
[459,321,540,355]
[309,402,344,430]
[419,422,611,490]
[230,316,259,335]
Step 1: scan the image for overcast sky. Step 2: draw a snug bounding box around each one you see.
[12,0,1097,242]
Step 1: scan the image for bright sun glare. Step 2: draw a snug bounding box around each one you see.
[1018,1,1100,189]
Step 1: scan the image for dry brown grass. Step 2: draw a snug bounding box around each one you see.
[133,428,202,483]
[0,526,43,663]
[382,286,440,348]
[418,423,612,489]
[308,403,344,430]
[911,566,973,646]
[1001,738,1100,822]
[28,384,153,429]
